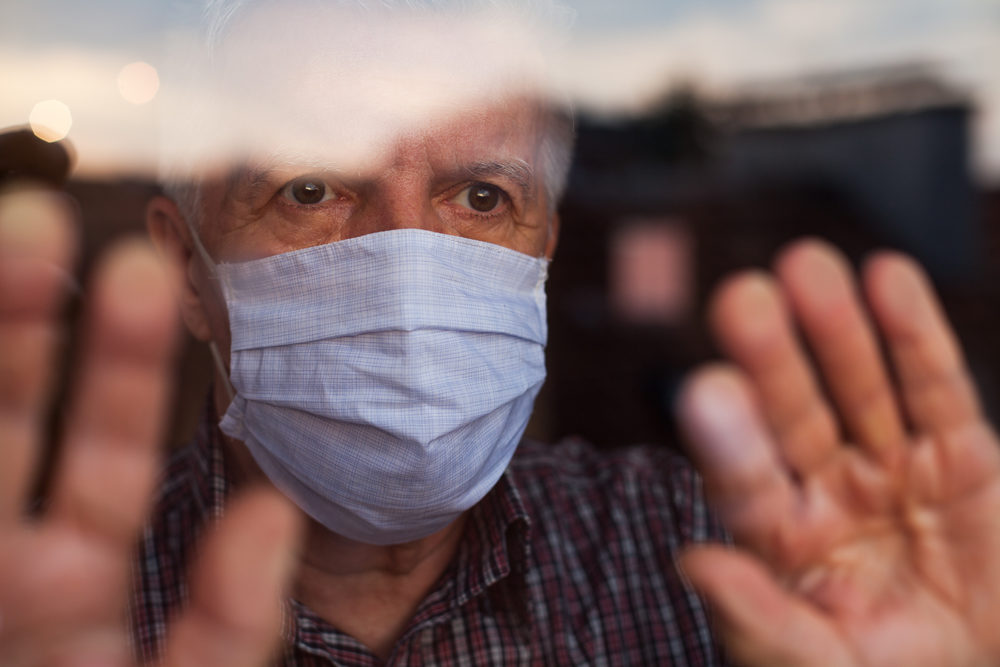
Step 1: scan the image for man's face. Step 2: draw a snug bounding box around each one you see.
[149,2,564,505]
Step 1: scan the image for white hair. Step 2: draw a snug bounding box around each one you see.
[162,0,575,224]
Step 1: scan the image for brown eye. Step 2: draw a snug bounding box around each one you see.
[466,183,501,212]
[282,178,333,205]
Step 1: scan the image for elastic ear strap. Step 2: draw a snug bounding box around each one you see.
[209,340,237,403]
[187,221,236,403]
[187,218,219,280]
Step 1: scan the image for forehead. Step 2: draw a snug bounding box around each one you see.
[218,98,546,201]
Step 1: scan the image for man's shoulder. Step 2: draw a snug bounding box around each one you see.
[496,439,729,665]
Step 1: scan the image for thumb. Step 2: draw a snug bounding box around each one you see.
[162,488,302,667]
[679,545,854,667]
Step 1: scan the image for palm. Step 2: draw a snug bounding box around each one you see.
[679,240,1000,666]
[773,427,1000,666]
[0,191,298,667]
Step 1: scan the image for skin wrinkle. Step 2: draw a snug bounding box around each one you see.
[225,164,273,207]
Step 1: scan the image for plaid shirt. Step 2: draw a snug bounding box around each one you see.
[130,405,730,665]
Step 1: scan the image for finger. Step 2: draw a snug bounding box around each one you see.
[48,240,179,548]
[776,239,907,464]
[0,531,130,665]
[676,365,797,560]
[679,545,854,667]
[864,253,980,433]
[710,272,840,477]
[0,190,76,521]
[162,489,302,667]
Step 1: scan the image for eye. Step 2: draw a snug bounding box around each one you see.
[281,177,336,205]
[453,182,505,213]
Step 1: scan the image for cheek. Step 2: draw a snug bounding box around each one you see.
[516,208,556,258]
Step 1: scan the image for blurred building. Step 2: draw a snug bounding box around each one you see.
[542,64,993,448]
[715,65,977,282]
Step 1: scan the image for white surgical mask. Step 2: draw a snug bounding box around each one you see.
[205,229,548,545]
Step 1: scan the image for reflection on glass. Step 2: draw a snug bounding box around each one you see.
[117,61,159,105]
[28,99,72,142]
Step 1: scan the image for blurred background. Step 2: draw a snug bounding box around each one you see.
[2,0,1000,455]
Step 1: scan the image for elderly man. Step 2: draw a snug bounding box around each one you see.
[5,0,1000,665]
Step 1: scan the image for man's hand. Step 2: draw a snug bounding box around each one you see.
[0,189,300,666]
[677,239,1000,666]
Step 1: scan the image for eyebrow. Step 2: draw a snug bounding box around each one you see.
[464,159,535,201]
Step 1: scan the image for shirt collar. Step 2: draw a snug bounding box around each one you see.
[453,469,533,608]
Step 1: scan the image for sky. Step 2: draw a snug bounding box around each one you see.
[2,0,999,182]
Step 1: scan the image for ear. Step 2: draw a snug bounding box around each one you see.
[544,211,560,261]
[146,195,214,342]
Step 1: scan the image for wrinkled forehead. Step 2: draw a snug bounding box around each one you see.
[159,1,560,183]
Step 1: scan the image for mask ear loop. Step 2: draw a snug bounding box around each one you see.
[186,218,237,404]
[208,340,237,404]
